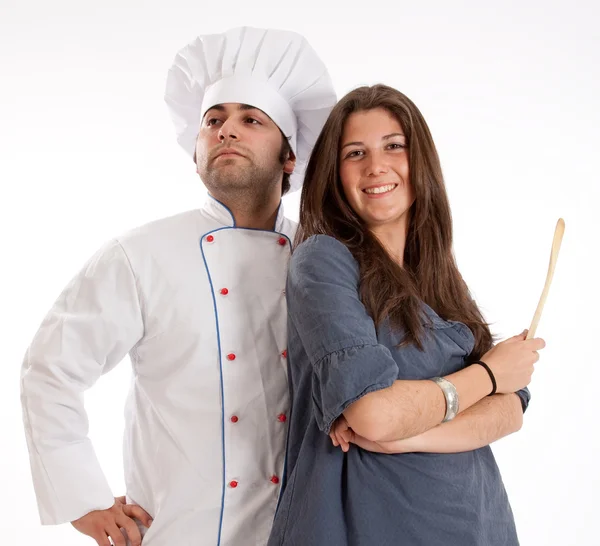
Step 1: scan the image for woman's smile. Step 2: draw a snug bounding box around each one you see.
[362,183,399,197]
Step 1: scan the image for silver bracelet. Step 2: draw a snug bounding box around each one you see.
[430,377,459,423]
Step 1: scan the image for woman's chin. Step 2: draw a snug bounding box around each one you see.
[362,208,409,230]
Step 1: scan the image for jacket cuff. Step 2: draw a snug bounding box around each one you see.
[28,439,114,525]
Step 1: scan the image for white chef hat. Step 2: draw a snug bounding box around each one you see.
[165,26,337,192]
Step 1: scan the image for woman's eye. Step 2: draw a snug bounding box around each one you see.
[245,117,260,124]
[346,150,363,158]
[207,118,221,127]
[388,143,406,150]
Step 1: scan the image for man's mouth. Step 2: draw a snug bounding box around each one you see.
[215,148,245,160]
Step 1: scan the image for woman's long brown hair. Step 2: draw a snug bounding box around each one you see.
[296,84,493,359]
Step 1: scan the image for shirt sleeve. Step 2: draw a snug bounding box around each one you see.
[20,239,145,525]
[515,387,531,413]
[287,235,399,434]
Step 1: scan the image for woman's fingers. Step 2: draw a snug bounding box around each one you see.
[335,431,348,451]
[526,337,546,351]
[336,426,351,452]
[329,416,354,451]
[503,330,527,343]
[336,416,349,431]
[340,428,354,446]
[330,419,342,446]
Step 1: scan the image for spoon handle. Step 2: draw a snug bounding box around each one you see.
[526,218,565,340]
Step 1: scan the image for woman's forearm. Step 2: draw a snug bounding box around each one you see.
[344,364,493,443]
[365,393,523,454]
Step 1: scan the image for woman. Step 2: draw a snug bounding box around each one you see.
[268,85,545,545]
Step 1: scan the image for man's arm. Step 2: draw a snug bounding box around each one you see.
[21,239,144,526]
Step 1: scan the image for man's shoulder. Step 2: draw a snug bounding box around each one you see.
[110,209,215,267]
[118,209,203,242]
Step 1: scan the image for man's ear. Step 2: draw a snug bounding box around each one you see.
[193,138,200,173]
[283,148,296,174]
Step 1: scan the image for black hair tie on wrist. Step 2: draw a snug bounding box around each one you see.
[472,360,497,396]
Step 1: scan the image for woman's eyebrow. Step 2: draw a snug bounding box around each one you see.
[341,133,406,150]
[382,132,405,140]
[341,141,363,150]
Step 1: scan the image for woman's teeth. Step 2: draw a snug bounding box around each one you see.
[363,184,397,195]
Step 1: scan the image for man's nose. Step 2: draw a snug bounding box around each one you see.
[218,119,239,141]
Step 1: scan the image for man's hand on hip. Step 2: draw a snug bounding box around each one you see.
[71,496,153,546]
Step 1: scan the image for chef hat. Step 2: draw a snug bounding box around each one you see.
[165,27,337,192]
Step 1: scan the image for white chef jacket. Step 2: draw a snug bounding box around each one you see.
[21,196,295,545]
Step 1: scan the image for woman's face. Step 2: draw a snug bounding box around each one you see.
[339,108,415,231]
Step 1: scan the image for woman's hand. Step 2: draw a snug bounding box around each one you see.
[481,330,546,394]
[329,415,352,452]
[329,416,413,454]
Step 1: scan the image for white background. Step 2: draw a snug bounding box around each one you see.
[1,0,598,544]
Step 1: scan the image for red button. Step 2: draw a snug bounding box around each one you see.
[227,353,236,361]
[230,415,239,423]
[278,237,287,246]
[220,288,229,295]
[270,476,280,484]
[281,349,287,358]
[229,480,238,488]
[206,235,214,243]
[278,414,287,423]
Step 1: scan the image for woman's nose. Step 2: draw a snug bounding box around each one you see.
[365,151,388,176]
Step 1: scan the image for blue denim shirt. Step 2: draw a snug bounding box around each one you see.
[268,235,528,546]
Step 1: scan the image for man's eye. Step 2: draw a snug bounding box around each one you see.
[245,117,260,124]
[207,118,221,126]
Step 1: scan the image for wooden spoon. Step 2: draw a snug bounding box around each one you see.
[526,218,565,339]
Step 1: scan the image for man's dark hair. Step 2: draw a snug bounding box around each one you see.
[279,133,292,196]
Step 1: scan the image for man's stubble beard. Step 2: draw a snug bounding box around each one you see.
[198,152,284,209]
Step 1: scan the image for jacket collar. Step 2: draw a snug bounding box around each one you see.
[202,194,287,232]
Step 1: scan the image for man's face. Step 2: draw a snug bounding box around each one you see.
[195,103,295,197]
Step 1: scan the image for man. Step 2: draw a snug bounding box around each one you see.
[20,27,336,546]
